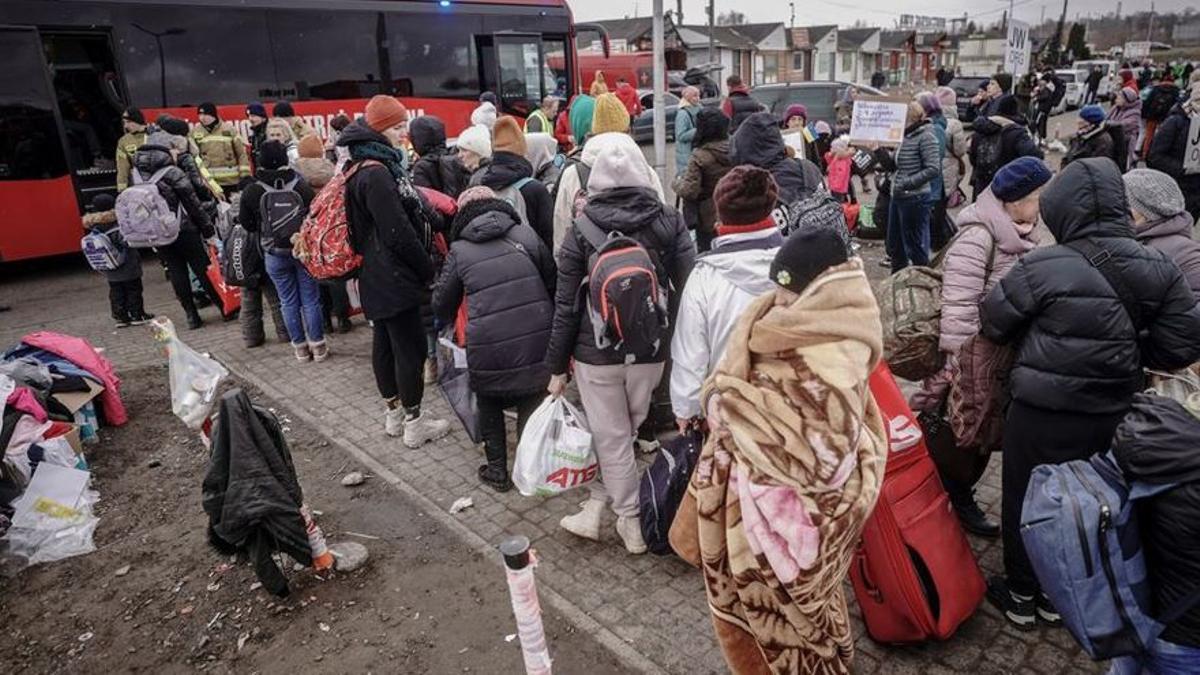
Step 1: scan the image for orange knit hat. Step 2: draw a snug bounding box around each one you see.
[365,95,409,132]
[297,134,324,159]
[492,116,527,155]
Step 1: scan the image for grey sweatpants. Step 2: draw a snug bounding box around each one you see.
[240,278,288,346]
[574,361,665,517]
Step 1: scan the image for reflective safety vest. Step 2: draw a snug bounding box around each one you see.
[525,109,551,134]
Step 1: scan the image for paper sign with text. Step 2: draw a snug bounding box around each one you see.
[1185,114,1200,175]
[849,99,908,145]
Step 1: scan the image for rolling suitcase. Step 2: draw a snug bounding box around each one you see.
[849,363,985,643]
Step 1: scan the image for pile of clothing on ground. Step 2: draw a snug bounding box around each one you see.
[0,331,126,567]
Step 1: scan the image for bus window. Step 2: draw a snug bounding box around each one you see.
[268,10,391,100]
[116,7,275,107]
[0,27,68,181]
[494,35,544,116]
[387,13,482,99]
[543,36,568,99]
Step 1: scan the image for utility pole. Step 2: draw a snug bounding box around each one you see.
[676,0,683,24]
[1146,1,1154,41]
[652,0,667,186]
[789,2,795,31]
[1040,5,1046,25]
[1050,0,1068,66]
[707,0,715,65]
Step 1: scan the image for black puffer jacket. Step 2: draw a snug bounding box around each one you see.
[470,152,554,250]
[981,158,1200,414]
[432,199,556,397]
[338,122,435,320]
[1148,103,1200,219]
[131,144,213,237]
[409,116,470,199]
[1113,393,1200,648]
[546,187,696,372]
[969,111,1043,194]
[730,112,823,204]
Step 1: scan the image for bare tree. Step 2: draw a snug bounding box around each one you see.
[717,10,746,25]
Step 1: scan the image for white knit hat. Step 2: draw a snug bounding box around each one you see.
[455,124,492,159]
[470,102,497,130]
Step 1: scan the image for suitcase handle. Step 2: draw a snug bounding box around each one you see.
[856,550,883,603]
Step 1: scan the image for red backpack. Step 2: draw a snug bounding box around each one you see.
[295,160,378,280]
[575,214,669,358]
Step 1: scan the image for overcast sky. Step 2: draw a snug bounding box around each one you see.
[571,0,1192,29]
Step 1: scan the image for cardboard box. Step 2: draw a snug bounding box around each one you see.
[51,378,104,415]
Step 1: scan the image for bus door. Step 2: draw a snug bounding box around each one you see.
[0,25,77,262]
[41,30,127,203]
[491,33,548,117]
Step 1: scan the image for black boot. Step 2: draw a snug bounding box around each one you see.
[186,309,203,330]
[337,316,353,333]
[477,464,512,493]
[949,485,1000,538]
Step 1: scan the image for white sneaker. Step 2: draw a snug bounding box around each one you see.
[384,407,405,437]
[403,413,450,448]
[559,499,605,541]
[616,516,647,555]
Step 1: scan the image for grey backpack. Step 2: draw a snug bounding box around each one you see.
[257,177,305,252]
[115,167,180,248]
[495,177,536,227]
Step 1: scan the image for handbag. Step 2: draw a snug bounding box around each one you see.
[436,328,480,443]
[948,334,1014,453]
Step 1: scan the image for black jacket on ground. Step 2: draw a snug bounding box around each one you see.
[730,112,823,204]
[546,187,696,373]
[969,113,1044,194]
[338,123,435,321]
[1148,104,1200,218]
[409,116,470,199]
[470,151,554,250]
[132,144,213,237]
[202,389,311,597]
[238,167,315,254]
[981,158,1200,414]
[432,198,556,397]
[1113,393,1200,648]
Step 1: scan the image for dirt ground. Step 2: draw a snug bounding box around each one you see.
[0,366,626,674]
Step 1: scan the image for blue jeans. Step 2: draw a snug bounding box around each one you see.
[887,193,933,273]
[1108,638,1200,674]
[265,252,324,345]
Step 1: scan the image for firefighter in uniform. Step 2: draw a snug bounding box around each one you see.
[115,106,148,192]
[191,102,251,192]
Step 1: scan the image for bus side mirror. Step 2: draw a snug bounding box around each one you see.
[575,23,610,59]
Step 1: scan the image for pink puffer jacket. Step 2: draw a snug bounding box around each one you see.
[939,189,1048,354]
[21,331,127,426]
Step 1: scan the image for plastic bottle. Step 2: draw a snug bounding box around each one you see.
[301,504,334,570]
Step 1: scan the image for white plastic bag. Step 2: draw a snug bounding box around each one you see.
[4,463,99,566]
[151,317,228,429]
[512,397,598,497]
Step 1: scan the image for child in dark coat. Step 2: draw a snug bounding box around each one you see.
[83,194,152,327]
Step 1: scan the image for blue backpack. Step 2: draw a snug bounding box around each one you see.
[1021,452,1197,660]
[81,227,127,272]
[638,430,702,555]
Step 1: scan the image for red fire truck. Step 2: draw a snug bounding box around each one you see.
[0,0,595,261]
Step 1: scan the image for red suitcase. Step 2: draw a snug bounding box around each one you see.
[850,363,986,643]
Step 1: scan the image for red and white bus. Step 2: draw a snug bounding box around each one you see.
[0,0,604,262]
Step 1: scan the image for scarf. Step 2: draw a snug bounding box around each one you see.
[670,259,887,675]
[349,140,409,178]
[348,140,431,249]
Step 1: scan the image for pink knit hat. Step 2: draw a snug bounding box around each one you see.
[456,185,496,208]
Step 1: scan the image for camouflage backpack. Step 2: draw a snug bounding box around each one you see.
[877,224,987,381]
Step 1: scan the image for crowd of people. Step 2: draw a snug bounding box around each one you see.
[81,64,1200,672]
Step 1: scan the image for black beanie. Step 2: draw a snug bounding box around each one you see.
[769,226,850,295]
[995,94,1020,117]
[197,102,218,119]
[258,140,289,171]
[159,116,190,137]
[90,193,116,212]
[123,106,146,126]
[273,101,295,118]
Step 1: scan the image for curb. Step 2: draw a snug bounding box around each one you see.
[242,370,669,675]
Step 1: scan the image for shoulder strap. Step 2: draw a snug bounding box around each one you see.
[1065,239,1142,329]
[574,214,609,253]
[147,166,173,185]
[576,163,592,191]
[512,176,535,192]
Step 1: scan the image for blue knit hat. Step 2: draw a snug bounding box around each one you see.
[991,157,1053,202]
[1080,104,1105,125]
[246,102,267,118]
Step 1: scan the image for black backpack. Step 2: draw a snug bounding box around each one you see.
[575,214,670,358]
[972,130,1005,188]
[1107,124,1129,171]
[1143,86,1179,122]
[638,430,703,555]
[222,222,263,287]
[257,177,306,251]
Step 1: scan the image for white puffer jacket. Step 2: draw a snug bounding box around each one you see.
[669,227,781,419]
